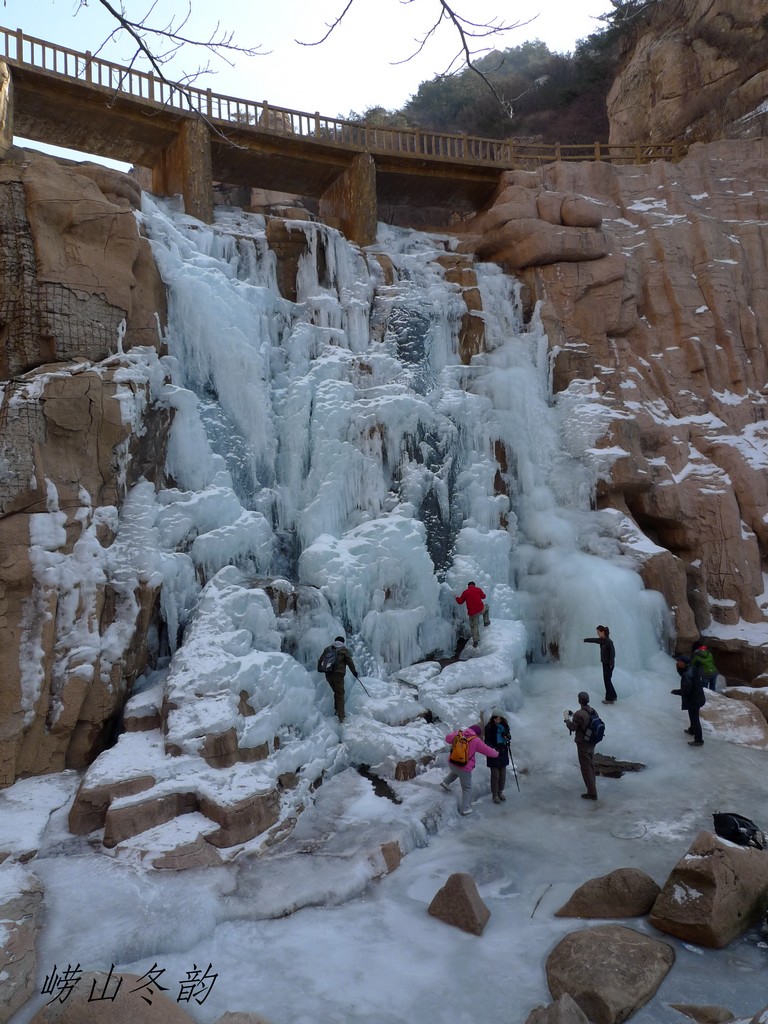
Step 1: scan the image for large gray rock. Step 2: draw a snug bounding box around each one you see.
[526,992,592,1023]
[649,830,768,948]
[0,863,44,1022]
[427,872,490,935]
[546,924,675,1024]
[555,867,660,919]
[29,970,196,1023]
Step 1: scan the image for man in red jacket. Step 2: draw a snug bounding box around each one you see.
[456,581,489,648]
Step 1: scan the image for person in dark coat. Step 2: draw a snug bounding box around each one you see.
[583,625,617,704]
[317,636,358,723]
[483,710,511,803]
[671,654,706,746]
[565,691,598,800]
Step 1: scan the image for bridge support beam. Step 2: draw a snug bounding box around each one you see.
[0,61,13,157]
[319,153,377,247]
[152,117,213,223]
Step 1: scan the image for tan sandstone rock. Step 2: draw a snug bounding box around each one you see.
[649,830,768,948]
[555,866,661,919]
[525,993,592,1024]
[669,1005,736,1024]
[0,863,44,1022]
[427,871,491,935]
[722,686,768,723]
[700,692,768,749]
[606,0,768,145]
[545,923,675,1024]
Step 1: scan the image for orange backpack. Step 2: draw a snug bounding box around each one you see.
[449,731,471,766]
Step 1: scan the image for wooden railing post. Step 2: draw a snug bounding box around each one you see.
[15,27,23,63]
[594,141,601,161]
[314,111,320,139]
[262,100,269,130]
[635,142,641,163]
[206,88,213,118]
[555,142,561,161]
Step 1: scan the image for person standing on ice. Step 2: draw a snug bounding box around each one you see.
[483,711,512,803]
[583,625,617,704]
[671,654,706,746]
[455,581,490,648]
[441,723,498,815]
[317,636,358,724]
[564,692,598,800]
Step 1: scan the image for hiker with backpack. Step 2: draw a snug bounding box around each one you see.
[455,581,490,648]
[317,636,358,724]
[564,692,603,801]
[691,641,719,691]
[441,723,498,815]
[671,654,706,746]
[483,710,512,804]
[583,625,617,704]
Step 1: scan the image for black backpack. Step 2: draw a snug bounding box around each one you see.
[712,812,766,850]
[318,644,339,673]
[584,708,605,745]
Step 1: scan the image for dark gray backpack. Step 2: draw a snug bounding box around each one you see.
[712,812,765,850]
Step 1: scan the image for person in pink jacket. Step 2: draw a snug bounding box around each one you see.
[440,724,498,815]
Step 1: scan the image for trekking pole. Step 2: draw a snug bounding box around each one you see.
[354,674,371,697]
[508,742,520,792]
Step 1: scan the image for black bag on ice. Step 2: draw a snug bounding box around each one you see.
[712,812,766,850]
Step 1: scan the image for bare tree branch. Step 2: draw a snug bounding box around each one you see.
[296,0,533,116]
[87,0,267,84]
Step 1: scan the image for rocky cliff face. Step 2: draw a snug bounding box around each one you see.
[607,0,768,145]
[0,150,168,787]
[459,138,768,682]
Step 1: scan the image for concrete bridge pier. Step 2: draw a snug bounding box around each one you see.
[0,61,14,157]
[152,116,214,223]
[319,153,377,248]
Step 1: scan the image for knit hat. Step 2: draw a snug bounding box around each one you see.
[466,724,482,737]
[490,709,505,719]
[676,654,691,665]
[577,691,590,705]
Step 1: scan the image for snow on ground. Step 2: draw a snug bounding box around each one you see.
[5,656,768,1024]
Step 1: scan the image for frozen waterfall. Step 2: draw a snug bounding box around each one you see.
[134,197,667,683]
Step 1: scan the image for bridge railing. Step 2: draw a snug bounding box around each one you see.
[0,26,686,168]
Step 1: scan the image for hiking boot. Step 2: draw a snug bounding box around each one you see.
[473,641,478,648]
[684,728,693,735]
[492,794,501,804]
[440,781,452,791]
[581,793,598,800]
[498,792,506,801]
[688,740,704,747]
[459,808,474,816]
[602,700,615,705]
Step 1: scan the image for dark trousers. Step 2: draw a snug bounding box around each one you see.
[602,664,618,702]
[490,764,507,796]
[577,742,597,798]
[687,705,703,743]
[326,674,346,722]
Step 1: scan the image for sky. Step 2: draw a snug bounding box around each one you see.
[9,0,610,118]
